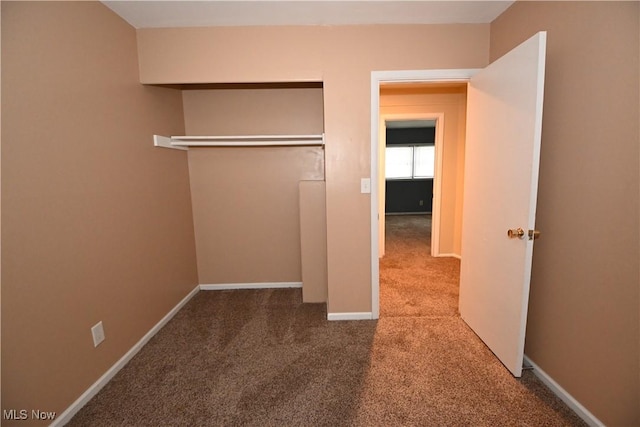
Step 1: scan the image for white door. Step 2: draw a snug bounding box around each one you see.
[459,32,547,377]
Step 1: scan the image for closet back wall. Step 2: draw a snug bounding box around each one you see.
[183,87,325,284]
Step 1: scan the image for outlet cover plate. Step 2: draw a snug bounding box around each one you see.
[91,321,105,347]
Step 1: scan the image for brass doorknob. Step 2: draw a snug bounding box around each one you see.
[528,230,541,240]
[507,228,525,239]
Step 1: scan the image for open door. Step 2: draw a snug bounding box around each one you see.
[459,32,547,377]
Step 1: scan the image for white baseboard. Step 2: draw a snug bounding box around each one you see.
[435,253,461,259]
[523,355,604,427]
[327,312,373,321]
[199,282,302,290]
[51,285,200,427]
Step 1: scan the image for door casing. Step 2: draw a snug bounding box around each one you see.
[370,69,479,319]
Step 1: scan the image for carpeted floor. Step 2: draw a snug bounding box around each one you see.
[380,215,460,318]
[68,215,587,426]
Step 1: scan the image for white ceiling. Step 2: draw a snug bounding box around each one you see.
[102,1,515,29]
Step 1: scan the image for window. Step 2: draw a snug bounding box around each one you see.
[414,146,435,178]
[385,147,414,179]
[385,145,435,179]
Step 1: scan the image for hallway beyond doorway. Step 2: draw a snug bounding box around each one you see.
[380,214,460,318]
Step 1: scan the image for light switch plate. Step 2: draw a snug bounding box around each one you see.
[361,178,371,194]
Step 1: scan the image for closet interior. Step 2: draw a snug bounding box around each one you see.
[154,82,327,303]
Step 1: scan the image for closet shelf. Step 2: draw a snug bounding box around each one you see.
[153,134,324,150]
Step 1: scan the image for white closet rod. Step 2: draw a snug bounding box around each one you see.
[154,134,324,150]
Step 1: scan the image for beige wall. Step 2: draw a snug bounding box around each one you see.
[380,85,467,255]
[138,24,490,313]
[491,2,640,426]
[0,1,3,410]
[188,146,324,284]
[182,85,324,135]
[182,87,324,284]
[1,2,198,424]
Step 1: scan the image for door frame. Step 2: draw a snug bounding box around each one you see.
[378,112,445,258]
[370,69,479,319]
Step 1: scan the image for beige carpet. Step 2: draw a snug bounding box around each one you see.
[380,215,460,318]
[68,215,587,426]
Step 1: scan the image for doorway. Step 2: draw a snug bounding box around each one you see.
[370,33,546,377]
[378,84,466,319]
[371,71,476,319]
[378,114,444,259]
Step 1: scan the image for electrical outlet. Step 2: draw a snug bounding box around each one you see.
[419,200,424,206]
[91,321,105,347]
